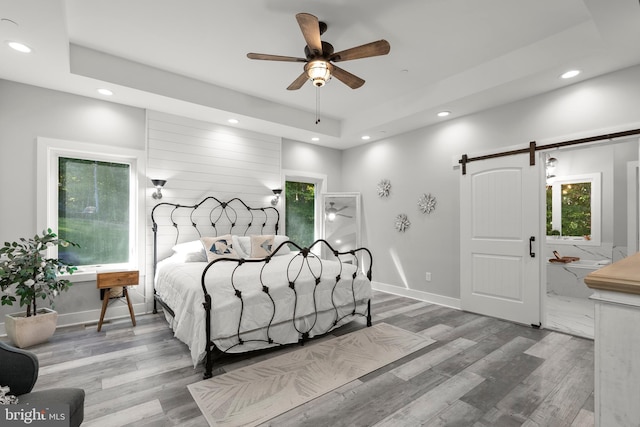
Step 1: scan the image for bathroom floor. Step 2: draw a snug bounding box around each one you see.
[546,293,595,339]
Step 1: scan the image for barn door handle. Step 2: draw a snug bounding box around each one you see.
[529,236,536,258]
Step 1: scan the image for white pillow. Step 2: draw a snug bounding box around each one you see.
[171,240,206,262]
[232,235,251,258]
[273,235,291,255]
[200,235,239,262]
[233,235,291,258]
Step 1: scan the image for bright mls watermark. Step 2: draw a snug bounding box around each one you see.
[2,404,69,426]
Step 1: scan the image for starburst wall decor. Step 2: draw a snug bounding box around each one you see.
[395,214,410,232]
[418,193,437,214]
[377,179,391,197]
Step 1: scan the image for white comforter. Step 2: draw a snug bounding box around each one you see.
[154,252,372,365]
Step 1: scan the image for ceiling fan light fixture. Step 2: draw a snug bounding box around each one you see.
[326,202,338,222]
[305,60,333,87]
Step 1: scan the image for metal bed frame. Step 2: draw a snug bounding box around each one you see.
[151,196,372,379]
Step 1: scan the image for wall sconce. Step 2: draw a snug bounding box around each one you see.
[151,179,167,200]
[271,189,282,206]
[545,155,558,184]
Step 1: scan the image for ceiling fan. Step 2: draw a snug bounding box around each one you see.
[326,202,352,222]
[247,12,390,90]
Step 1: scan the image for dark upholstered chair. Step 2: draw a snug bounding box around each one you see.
[0,341,84,426]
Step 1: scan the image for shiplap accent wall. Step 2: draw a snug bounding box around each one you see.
[144,110,282,306]
[146,110,282,203]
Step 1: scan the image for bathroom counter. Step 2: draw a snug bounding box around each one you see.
[584,252,640,294]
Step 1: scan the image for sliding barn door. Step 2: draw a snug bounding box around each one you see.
[460,154,541,326]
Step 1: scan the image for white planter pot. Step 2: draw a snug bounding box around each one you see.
[5,308,58,348]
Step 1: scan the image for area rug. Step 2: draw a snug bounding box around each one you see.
[188,322,433,426]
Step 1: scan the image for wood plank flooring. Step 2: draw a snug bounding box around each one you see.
[5,291,595,426]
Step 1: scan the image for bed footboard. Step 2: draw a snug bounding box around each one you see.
[201,239,373,379]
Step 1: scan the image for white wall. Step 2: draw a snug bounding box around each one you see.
[0,79,146,331]
[281,138,342,192]
[147,111,282,204]
[613,140,639,252]
[342,64,640,301]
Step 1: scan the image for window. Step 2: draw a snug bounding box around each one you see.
[546,173,601,245]
[58,158,130,266]
[37,138,145,274]
[285,181,315,247]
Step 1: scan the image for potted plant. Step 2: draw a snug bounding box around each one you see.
[0,229,78,348]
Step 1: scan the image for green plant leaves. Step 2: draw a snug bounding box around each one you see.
[0,229,78,316]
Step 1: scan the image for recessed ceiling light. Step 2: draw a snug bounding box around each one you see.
[311,137,320,141]
[437,111,451,117]
[227,118,239,124]
[561,70,580,79]
[97,88,113,96]
[6,41,31,53]
[361,135,371,140]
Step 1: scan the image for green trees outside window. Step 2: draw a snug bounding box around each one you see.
[546,181,592,238]
[560,182,591,237]
[285,181,315,247]
[58,157,130,266]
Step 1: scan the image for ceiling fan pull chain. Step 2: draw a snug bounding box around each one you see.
[315,86,321,124]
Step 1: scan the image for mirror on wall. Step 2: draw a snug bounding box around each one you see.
[321,192,361,256]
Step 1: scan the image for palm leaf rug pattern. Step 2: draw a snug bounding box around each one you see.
[188,322,434,426]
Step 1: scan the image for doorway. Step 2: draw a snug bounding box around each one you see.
[460,135,640,333]
[542,137,639,339]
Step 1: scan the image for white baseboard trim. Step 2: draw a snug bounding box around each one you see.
[372,281,462,310]
[0,302,151,337]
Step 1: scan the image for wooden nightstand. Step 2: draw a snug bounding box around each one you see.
[96,270,139,332]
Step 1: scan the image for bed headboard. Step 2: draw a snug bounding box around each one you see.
[151,196,280,266]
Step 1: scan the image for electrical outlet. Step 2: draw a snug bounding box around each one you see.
[425,272,432,282]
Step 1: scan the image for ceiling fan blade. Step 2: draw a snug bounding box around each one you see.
[331,65,365,89]
[337,214,353,218]
[330,40,390,62]
[247,53,307,62]
[287,72,309,90]
[296,13,323,56]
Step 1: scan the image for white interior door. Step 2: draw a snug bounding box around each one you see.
[460,153,541,326]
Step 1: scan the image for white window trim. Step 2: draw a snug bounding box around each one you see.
[546,172,601,246]
[37,137,146,281]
